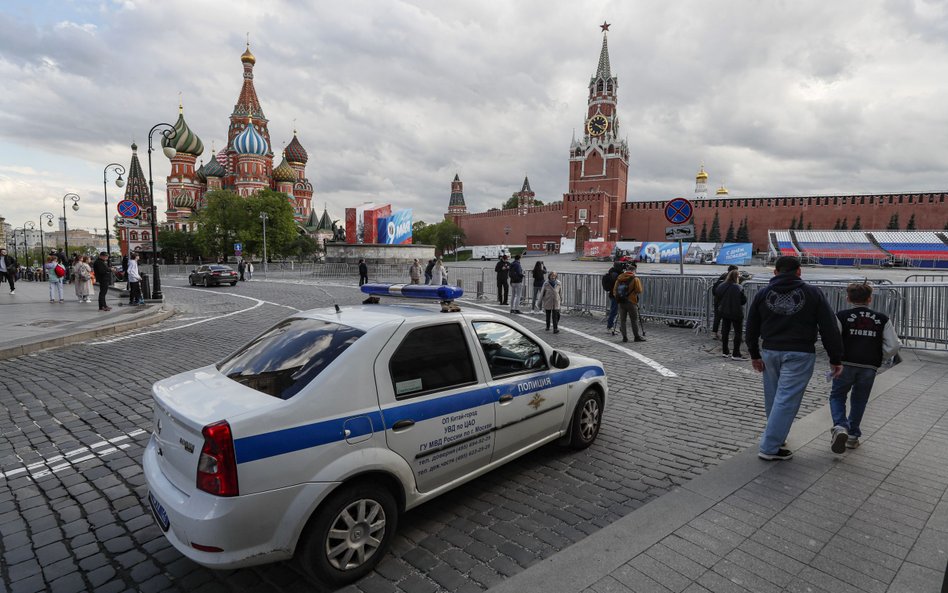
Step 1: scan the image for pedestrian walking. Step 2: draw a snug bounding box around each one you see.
[358,258,368,286]
[495,255,510,304]
[74,256,94,303]
[238,259,246,281]
[613,263,645,343]
[746,256,843,461]
[424,259,435,285]
[509,254,525,313]
[121,254,129,287]
[127,253,143,305]
[69,254,80,284]
[431,258,447,285]
[712,265,739,339]
[246,261,254,280]
[44,255,65,303]
[530,261,547,311]
[538,271,562,333]
[828,282,901,453]
[714,269,747,359]
[93,252,112,311]
[602,261,624,333]
[409,259,422,284]
[0,247,17,294]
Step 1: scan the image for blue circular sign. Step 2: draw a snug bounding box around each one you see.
[117,199,141,218]
[664,197,693,225]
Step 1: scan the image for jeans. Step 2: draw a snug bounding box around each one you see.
[829,366,877,438]
[721,317,743,356]
[606,296,618,329]
[496,279,508,303]
[510,282,522,311]
[48,280,64,301]
[759,349,816,455]
[0,270,14,291]
[545,309,560,330]
[531,285,542,310]
[129,281,143,304]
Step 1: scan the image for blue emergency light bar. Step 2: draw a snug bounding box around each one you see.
[360,283,464,301]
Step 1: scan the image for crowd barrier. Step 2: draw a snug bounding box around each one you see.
[158,264,948,350]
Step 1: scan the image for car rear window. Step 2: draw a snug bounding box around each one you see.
[217,318,364,399]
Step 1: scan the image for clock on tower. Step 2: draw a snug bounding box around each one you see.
[587,114,608,137]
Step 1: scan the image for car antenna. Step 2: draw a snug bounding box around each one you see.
[334,304,341,314]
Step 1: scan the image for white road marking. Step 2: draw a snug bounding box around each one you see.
[88,288,300,344]
[1,429,148,481]
[460,300,678,378]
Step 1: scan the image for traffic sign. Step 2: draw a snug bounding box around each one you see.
[234,242,243,252]
[665,224,695,240]
[117,200,141,218]
[664,197,693,225]
[235,250,242,257]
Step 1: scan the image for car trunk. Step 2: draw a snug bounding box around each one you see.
[151,366,279,494]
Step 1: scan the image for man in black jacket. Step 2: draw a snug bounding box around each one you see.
[93,252,112,311]
[746,256,843,461]
[358,259,368,286]
[0,248,17,294]
[494,256,510,305]
[711,265,739,338]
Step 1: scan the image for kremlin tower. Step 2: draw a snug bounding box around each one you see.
[447,174,467,215]
[695,164,709,200]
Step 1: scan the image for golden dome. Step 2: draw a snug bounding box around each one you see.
[241,44,256,65]
[715,185,729,196]
[696,166,709,181]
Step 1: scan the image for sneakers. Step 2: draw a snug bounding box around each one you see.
[9,289,13,294]
[622,337,628,343]
[722,352,731,358]
[758,448,793,461]
[553,329,559,334]
[831,425,849,454]
[731,354,747,360]
[846,436,860,449]
[634,337,646,342]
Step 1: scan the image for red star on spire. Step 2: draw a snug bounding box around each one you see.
[600,21,610,32]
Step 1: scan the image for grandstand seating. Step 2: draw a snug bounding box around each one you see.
[869,232,948,268]
[792,231,887,266]
[771,231,799,256]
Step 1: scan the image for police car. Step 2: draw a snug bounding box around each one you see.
[143,284,607,588]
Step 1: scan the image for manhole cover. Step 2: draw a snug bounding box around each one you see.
[27,320,66,328]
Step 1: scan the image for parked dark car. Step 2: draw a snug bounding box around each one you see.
[189,265,238,287]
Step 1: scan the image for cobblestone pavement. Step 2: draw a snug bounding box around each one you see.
[0,277,845,593]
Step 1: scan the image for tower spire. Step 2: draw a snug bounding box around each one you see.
[596,23,611,79]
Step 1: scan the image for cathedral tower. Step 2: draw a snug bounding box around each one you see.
[163,103,205,229]
[695,164,708,200]
[225,43,273,189]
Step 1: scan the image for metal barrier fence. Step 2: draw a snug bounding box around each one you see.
[158,264,948,350]
[905,274,948,283]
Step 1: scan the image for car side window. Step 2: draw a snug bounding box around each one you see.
[389,323,477,399]
[473,321,548,379]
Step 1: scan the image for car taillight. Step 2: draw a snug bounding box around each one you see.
[196,421,239,496]
[212,271,221,275]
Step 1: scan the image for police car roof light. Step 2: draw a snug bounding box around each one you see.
[360,283,464,302]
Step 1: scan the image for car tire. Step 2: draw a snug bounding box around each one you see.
[296,482,398,588]
[203,277,209,288]
[230,282,237,286]
[568,388,603,449]
[188,276,194,286]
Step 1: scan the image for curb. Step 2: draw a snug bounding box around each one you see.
[0,306,175,361]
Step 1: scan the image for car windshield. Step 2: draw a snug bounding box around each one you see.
[209,265,231,271]
[217,318,364,399]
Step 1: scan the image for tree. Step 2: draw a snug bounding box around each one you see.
[840,218,848,230]
[502,195,543,210]
[887,213,900,230]
[789,215,798,230]
[193,190,248,258]
[807,222,813,230]
[242,190,298,259]
[412,221,427,234]
[797,213,805,230]
[852,216,862,230]
[158,229,199,263]
[708,212,721,242]
[287,234,320,262]
[833,218,841,230]
[699,221,708,242]
[906,213,916,230]
[413,220,466,255]
[724,220,735,242]
[736,217,750,243]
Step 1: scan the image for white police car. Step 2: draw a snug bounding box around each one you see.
[143,284,607,588]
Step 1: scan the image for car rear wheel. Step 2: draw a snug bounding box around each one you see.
[296,483,398,588]
[230,282,237,286]
[568,388,602,449]
[203,277,209,288]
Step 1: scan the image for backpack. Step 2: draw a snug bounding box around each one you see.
[601,270,617,293]
[615,278,632,302]
[510,264,523,283]
[54,264,66,278]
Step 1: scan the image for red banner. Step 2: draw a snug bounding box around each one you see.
[583,241,616,258]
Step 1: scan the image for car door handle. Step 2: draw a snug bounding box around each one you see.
[391,419,415,432]
[498,394,514,404]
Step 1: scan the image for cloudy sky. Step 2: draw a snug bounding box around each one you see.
[1,0,947,235]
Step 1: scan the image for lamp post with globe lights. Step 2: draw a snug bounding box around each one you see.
[62,193,80,260]
[146,122,177,300]
[40,212,54,278]
[260,212,269,275]
[21,222,35,266]
[103,163,126,259]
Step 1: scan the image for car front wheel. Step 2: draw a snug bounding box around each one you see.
[568,388,603,449]
[296,483,398,588]
[203,277,209,288]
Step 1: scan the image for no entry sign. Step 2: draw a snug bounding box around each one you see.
[117,199,141,218]
[664,197,693,225]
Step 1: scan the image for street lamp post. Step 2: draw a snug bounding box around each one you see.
[40,212,54,280]
[146,122,178,300]
[260,212,269,275]
[103,163,126,259]
[21,222,35,266]
[62,193,80,260]
[454,235,460,262]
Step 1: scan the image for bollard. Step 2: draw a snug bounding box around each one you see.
[476,280,484,299]
[140,273,151,301]
[457,279,463,290]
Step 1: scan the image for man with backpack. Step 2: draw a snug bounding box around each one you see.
[509,254,525,313]
[613,263,645,343]
[602,261,624,333]
[711,265,739,339]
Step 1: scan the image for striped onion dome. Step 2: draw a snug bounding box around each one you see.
[285,131,308,164]
[233,120,269,155]
[203,152,226,177]
[172,189,195,209]
[163,106,204,156]
[272,155,296,182]
[195,161,207,183]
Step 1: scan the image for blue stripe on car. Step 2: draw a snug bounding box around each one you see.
[233,365,604,464]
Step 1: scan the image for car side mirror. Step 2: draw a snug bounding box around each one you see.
[550,350,570,369]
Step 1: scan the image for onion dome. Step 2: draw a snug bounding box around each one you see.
[285,131,308,165]
[272,155,296,182]
[696,165,708,181]
[204,152,226,177]
[716,185,729,196]
[195,161,207,183]
[172,189,195,209]
[233,120,269,155]
[163,105,204,156]
[241,44,256,65]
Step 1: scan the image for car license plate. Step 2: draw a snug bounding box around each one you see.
[148,491,170,532]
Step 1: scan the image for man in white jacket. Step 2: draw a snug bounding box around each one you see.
[127,253,143,305]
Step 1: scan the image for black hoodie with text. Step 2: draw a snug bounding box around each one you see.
[745,272,843,364]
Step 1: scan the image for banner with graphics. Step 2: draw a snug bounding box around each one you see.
[639,242,753,265]
[583,241,615,259]
[376,209,413,244]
